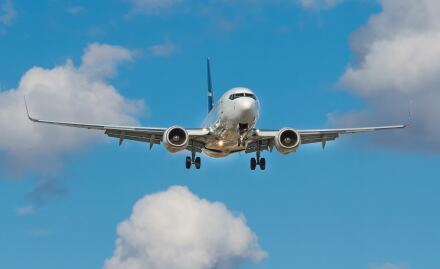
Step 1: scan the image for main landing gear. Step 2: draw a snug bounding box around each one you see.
[186,151,201,169]
[250,151,266,171]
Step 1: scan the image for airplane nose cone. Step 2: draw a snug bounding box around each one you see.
[236,99,257,122]
[230,96,259,124]
[239,99,255,112]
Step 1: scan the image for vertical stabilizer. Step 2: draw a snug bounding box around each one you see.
[207,58,214,112]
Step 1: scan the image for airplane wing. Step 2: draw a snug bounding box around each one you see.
[24,98,209,150]
[246,124,407,153]
[297,125,407,146]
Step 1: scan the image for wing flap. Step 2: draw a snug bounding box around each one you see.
[301,136,337,145]
[186,140,205,153]
[105,129,162,144]
[245,139,273,153]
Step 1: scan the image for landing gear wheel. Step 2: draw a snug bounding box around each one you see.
[194,157,201,169]
[185,156,191,169]
[250,158,257,170]
[259,158,266,170]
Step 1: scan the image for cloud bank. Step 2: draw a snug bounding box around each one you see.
[104,186,266,269]
[0,43,144,173]
[335,0,440,151]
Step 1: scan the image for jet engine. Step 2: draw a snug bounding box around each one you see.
[163,126,189,153]
[274,128,301,154]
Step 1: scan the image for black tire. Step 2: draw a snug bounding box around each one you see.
[185,156,191,169]
[250,158,256,170]
[260,158,266,170]
[194,157,201,169]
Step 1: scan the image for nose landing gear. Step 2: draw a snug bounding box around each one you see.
[250,151,266,171]
[186,151,201,169]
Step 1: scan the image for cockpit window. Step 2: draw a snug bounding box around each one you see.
[229,93,256,100]
[245,93,256,100]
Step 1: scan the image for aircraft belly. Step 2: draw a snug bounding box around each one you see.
[202,149,231,158]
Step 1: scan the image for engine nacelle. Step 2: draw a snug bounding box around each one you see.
[163,126,189,153]
[274,128,301,154]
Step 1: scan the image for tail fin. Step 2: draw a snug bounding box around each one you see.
[207,58,214,112]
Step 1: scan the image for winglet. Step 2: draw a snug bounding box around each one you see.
[24,96,38,122]
[207,57,214,113]
[405,100,413,127]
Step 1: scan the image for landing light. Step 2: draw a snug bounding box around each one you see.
[218,140,224,146]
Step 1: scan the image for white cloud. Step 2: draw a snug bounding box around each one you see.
[130,0,182,14]
[80,43,135,78]
[369,262,410,269]
[0,0,16,25]
[335,0,440,151]
[26,178,66,205]
[104,186,267,269]
[26,228,51,237]
[0,43,144,173]
[148,41,176,57]
[66,6,86,15]
[127,0,341,19]
[297,0,343,10]
[16,205,36,216]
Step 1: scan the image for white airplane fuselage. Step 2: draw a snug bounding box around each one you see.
[201,87,260,157]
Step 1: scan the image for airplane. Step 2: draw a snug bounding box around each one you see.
[24,58,407,170]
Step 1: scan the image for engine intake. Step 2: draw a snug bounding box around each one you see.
[163,126,189,153]
[274,128,301,154]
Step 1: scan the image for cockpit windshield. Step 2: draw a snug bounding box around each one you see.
[229,93,256,100]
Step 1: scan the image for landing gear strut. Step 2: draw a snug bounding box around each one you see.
[250,150,266,171]
[186,151,201,170]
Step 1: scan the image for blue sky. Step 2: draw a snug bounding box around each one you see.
[1,1,439,269]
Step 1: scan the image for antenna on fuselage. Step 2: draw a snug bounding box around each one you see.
[207,57,214,113]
